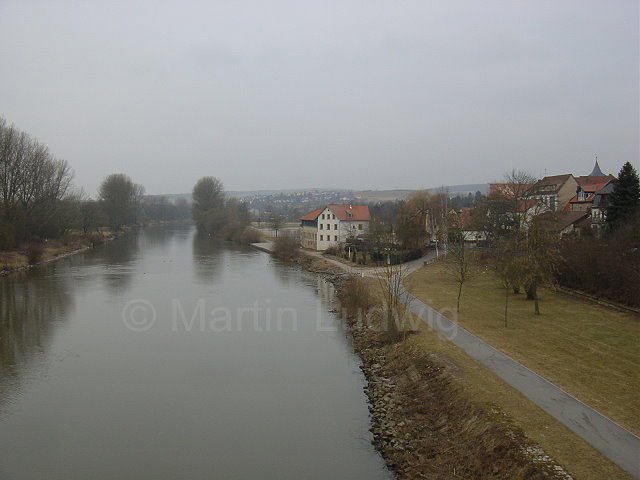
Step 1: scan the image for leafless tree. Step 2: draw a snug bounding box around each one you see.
[270,212,284,237]
[445,230,472,313]
[375,262,413,343]
[0,117,75,245]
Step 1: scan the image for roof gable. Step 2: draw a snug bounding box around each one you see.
[300,208,323,221]
[532,174,574,194]
[328,205,370,221]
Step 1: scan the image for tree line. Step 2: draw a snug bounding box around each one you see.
[1,118,190,253]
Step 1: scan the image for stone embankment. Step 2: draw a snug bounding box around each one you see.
[252,243,573,479]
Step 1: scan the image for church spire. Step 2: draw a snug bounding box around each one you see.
[589,156,604,177]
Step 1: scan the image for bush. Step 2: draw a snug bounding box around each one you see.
[235,226,261,244]
[272,235,300,261]
[88,233,105,247]
[324,245,339,256]
[339,276,376,314]
[25,242,44,264]
[553,212,640,307]
[403,248,423,262]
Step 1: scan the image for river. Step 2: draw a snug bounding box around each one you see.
[0,225,391,479]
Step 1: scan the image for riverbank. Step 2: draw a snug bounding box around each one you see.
[0,220,196,276]
[0,227,131,276]
[253,243,580,479]
[334,274,578,480]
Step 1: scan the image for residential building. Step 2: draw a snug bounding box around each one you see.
[590,182,615,232]
[567,179,613,212]
[299,205,370,251]
[526,174,578,211]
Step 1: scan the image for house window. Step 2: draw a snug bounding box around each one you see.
[320,235,323,241]
[321,214,325,219]
[334,224,337,230]
[320,224,323,230]
[327,224,330,230]
[358,224,363,230]
[334,235,338,241]
[332,214,335,219]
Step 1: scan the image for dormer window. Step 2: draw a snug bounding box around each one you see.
[577,188,587,201]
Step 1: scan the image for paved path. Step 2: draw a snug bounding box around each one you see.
[259,245,640,478]
[407,294,640,479]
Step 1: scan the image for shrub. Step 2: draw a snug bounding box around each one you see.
[88,233,105,247]
[25,242,44,264]
[339,276,376,314]
[324,245,339,256]
[235,226,261,244]
[272,235,300,261]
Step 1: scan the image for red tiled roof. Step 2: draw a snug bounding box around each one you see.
[328,205,370,221]
[555,211,590,229]
[578,182,610,193]
[575,175,614,187]
[299,208,323,221]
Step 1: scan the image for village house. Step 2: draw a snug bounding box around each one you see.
[526,174,578,211]
[481,161,615,237]
[566,162,615,216]
[299,205,370,251]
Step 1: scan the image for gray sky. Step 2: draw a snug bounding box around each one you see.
[1,0,637,195]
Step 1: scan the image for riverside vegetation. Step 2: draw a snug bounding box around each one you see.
[0,118,191,272]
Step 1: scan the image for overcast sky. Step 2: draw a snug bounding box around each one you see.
[0,1,637,195]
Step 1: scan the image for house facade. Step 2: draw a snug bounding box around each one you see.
[526,174,578,211]
[299,205,370,251]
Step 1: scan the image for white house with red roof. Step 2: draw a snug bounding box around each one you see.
[299,205,370,250]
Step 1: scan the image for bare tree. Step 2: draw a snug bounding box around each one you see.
[270,212,284,237]
[445,229,472,313]
[375,263,412,343]
[0,117,75,244]
[521,214,559,314]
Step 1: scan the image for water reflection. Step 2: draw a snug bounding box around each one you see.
[98,230,140,295]
[191,233,224,284]
[140,225,188,250]
[0,269,73,407]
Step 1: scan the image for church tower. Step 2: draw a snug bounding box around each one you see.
[589,158,604,177]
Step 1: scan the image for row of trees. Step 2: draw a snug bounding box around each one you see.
[191,176,257,243]
[1,118,191,253]
[0,118,74,248]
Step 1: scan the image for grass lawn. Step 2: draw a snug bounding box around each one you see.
[404,322,634,480]
[404,258,640,437]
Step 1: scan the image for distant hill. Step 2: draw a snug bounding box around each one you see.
[353,184,489,202]
[149,184,489,203]
[430,183,489,195]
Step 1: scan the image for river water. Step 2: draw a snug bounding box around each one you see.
[0,226,391,479]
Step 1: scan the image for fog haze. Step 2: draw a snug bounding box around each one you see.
[0,0,637,195]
